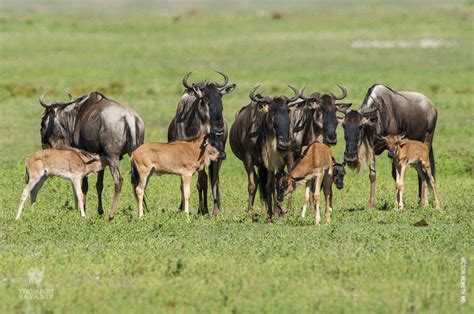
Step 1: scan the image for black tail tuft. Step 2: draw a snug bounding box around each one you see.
[25,167,29,184]
[429,147,436,178]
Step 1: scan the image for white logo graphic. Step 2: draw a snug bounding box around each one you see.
[27,268,44,287]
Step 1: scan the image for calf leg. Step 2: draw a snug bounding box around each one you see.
[134,171,149,218]
[182,174,192,218]
[30,176,46,211]
[313,173,323,226]
[396,164,407,211]
[96,170,104,215]
[368,158,377,210]
[17,178,41,220]
[107,159,123,221]
[81,177,88,212]
[301,182,311,218]
[197,170,209,215]
[71,178,86,217]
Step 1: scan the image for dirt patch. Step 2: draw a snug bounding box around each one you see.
[413,219,429,227]
[351,39,453,49]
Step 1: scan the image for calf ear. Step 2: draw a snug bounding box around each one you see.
[399,139,407,147]
[335,103,352,113]
[221,84,236,96]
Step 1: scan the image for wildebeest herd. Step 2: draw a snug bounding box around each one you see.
[16,72,440,224]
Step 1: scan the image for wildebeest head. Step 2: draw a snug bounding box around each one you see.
[249,85,301,151]
[182,71,236,135]
[332,162,346,189]
[340,106,378,166]
[290,85,352,146]
[200,132,227,161]
[39,93,84,149]
[383,134,406,159]
[275,171,296,202]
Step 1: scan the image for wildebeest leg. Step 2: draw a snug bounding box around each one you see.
[265,170,276,222]
[209,160,222,216]
[197,170,209,215]
[285,154,295,214]
[17,178,39,220]
[301,182,311,218]
[182,174,192,218]
[107,159,123,221]
[96,170,104,215]
[368,157,377,210]
[313,173,323,226]
[72,178,86,217]
[81,177,88,212]
[30,175,46,211]
[244,157,257,220]
[413,163,429,206]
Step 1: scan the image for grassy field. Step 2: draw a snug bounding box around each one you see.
[0,1,473,313]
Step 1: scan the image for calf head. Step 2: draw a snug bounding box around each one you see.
[383,134,406,159]
[200,133,227,161]
[276,172,296,202]
[249,84,301,151]
[339,106,378,167]
[182,71,236,136]
[332,162,346,190]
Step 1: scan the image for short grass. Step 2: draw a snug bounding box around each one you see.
[0,1,473,313]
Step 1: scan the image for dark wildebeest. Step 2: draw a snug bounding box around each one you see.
[39,91,145,220]
[286,85,351,212]
[339,84,437,210]
[167,71,236,216]
[229,84,301,221]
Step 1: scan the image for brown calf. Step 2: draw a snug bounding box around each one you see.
[17,148,106,219]
[384,135,440,211]
[130,134,226,217]
[276,142,344,225]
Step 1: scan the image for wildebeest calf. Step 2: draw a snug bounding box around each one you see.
[130,134,226,218]
[16,148,107,220]
[276,142,345,225]
[383,134,440,211]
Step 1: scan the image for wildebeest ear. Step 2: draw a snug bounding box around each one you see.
[257,103,269,113]
[361,116,377,126]
[336,115,345,124]
[200,137,209,149]
[288,99,305,109]
[220,84,236,96]
[192,86,203,97]
[336,103,352,113]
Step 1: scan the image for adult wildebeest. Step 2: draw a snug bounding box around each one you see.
[229,84,301,221]
[286,85,351,212]
[167,71,236,216]
[39,91,145,220]
[339,84,437,210]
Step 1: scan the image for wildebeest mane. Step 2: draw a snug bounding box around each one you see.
[362,84,409,106]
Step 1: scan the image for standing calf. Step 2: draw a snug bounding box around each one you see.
[383,135,440,211]
[17,148,106,220]
[276,142,345,225]
[130,134,226,217]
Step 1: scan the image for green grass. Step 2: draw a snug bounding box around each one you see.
[0,1,473,313]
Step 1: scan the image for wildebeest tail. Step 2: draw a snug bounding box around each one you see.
[429,147,436,178]
[125,114,145,155]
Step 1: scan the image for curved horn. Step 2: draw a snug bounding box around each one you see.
[214,70,229,88]
[249,84,263,102]
[39,93,50,108]
[330,84,347,100]
[287,85,301,102]
[358,105,378,116]
[182,72,193,89]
